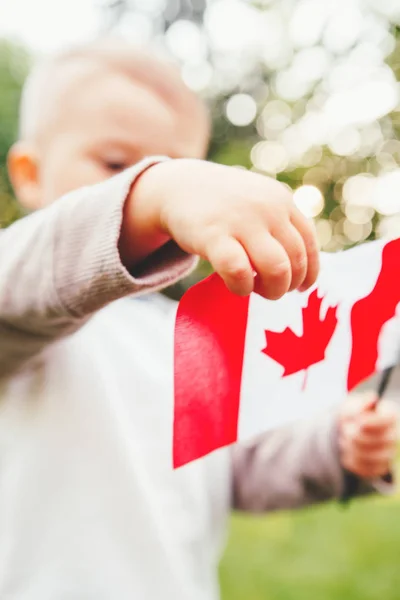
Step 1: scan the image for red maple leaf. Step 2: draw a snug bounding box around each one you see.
[262,290,338,390]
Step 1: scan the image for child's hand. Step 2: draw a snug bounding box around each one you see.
[122,159,319,299]
[338,392,398,479]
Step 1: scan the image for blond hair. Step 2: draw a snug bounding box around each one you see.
[19,38,210,155]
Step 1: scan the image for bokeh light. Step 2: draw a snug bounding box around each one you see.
[2,0,400,251]
[225,93,257,127]
[251,141,288,174]
[293,185,324,218]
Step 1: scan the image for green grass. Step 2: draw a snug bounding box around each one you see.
[220,495,400,600]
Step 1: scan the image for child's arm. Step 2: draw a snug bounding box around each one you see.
[232,412,344,511]
[0,157,318,376]
[232,395,397,512]
[0,159,194,376]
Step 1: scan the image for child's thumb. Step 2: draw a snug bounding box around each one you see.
[361,391,379,412]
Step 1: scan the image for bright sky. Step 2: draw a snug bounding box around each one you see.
[0,0,100,55]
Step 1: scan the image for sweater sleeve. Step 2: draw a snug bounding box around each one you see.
[0,157,196,377]
[231,411,394,512]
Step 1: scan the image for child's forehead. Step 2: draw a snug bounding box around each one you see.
[21,45,210,157]
[73,67,173,121]
[66,71,181,154]
[59,69,181,143]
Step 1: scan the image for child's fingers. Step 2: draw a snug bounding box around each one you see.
[346,457,391,480]
[350,428,397,452]
[338,393,377,427]
[207,237,254,296]
[272,224,307,292]
[360,402,399,434]
[246,234,291,300]
[340,396,397,478]
[290,209,319,291]
[351,453,391,471]
[350,437,394,466]
[362,393,380,412]
[360,415,395,435]
[341,439,394,478]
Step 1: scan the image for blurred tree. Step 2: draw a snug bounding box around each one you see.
[0,40,30,227]
[2,1,400,299]
[98,0,400,257]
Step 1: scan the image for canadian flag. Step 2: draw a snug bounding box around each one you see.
[173,237,400,468]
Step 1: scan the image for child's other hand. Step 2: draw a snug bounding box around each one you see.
[338,392,398,479]
[125,159,319,300]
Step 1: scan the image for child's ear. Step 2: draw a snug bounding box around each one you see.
[7,142,42,210]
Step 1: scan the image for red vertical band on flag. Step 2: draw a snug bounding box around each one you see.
[347,238,400,391]
[173,274,250,468]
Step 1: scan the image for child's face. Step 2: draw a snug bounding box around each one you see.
[9,69,207,208]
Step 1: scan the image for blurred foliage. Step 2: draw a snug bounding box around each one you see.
[2,2,400,303]
[0,40,29,227]
[99,1,400,294]
[221,493,400,600]
[99,0,207,33]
